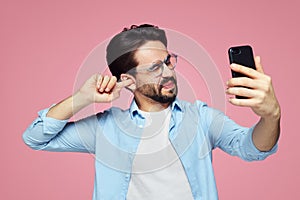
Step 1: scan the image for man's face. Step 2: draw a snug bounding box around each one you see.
[132,41,178,104]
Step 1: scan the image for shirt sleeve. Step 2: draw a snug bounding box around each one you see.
[22,106,98,154]
[202,104,278,161]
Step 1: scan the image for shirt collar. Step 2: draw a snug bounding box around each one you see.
[171,98,182,112]
[129,98,183,119]
[129,99,140,119]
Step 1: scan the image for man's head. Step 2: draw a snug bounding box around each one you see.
[106,24,177,104]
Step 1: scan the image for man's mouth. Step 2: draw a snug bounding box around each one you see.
[162,80,175,89]
[159,77,177,91]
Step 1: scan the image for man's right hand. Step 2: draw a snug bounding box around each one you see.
[77,74,134,105]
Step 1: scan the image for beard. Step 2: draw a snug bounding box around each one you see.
[136,77,178,104]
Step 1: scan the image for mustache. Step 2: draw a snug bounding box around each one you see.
[159,77,177,86]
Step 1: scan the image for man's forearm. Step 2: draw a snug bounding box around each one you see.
[252,113,281,152]
[46,92,90,120]
[45,74,131,120]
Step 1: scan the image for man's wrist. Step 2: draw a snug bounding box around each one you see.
[72,91,92,113]
[262,106,281,122]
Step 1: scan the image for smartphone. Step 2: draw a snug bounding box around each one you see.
[228,45,256,98]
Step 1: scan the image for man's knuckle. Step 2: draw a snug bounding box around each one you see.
[265,75,271,83]
[257,93,265,105]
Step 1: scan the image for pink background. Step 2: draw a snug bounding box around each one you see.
[1,0,299,199]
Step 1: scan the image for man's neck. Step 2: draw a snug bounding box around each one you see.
[134,93,171,112]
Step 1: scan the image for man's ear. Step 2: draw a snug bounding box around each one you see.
[120,73,136,92]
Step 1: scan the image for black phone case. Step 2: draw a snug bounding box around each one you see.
[228,45,256,78]
[228,45,256,99]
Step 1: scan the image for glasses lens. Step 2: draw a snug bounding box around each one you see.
[145,60,163,76]
[170,54,177,68]
[165,54,177,69]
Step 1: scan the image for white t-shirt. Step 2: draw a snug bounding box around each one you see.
[126,107,194,200]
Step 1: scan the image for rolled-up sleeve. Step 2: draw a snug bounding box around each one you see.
[202,104,278,161]
[241,126,278,161]
[23,107,97,154]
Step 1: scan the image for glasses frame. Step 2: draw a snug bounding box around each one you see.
[135,53,178,76]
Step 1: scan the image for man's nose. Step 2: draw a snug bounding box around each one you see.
[161,64,174,77]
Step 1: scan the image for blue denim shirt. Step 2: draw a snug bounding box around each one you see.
[23,98,277,200]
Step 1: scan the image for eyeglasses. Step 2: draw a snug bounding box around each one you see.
[135,53,178,77]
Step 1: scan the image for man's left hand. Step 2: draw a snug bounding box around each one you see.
[226,56,281,120]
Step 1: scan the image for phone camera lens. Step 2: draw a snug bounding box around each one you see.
[231,48,241,55]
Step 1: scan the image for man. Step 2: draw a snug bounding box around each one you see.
[23,24,280,200]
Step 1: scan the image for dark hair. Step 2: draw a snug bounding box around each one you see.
[106,24,168,80]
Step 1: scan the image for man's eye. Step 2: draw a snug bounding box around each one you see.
[148,62,162,72]
[164,54,171,66]
[165,59,171,66]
